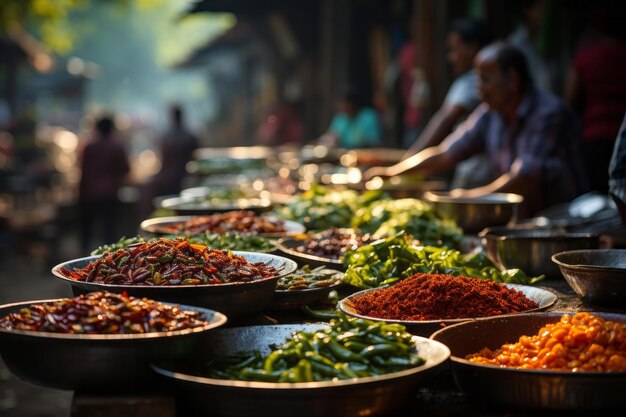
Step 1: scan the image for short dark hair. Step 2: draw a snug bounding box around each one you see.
[449,18,492,48]
[479,42,533,90]
[339,84,366,109]
[95,116,114,136]
[170,104,183,126]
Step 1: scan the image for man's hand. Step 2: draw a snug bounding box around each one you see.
[362,166,392,182]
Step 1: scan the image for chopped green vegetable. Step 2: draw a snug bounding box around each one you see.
[92,236,149,255]
[205,312,425,382]
[277,265,343,291]
[189,233,276,252]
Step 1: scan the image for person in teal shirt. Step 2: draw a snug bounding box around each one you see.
[319,86,383,148]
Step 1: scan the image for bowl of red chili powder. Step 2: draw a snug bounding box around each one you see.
[338,273,557,336]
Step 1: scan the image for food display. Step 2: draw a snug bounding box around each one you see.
[345,273,538,321]
[206,313,425,382]
[276,265,342,291]
[293,229,374,261]
[191,233,277,252]
[352,199,462,247]
[278,185,385,230]
[0,291,208,334]
[59,238,277,285]
[466,312,626,372]
[148,210,286,236]
[342,232,543,289]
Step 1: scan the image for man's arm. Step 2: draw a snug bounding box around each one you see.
[363,146,457,180]
[404,104,468,157]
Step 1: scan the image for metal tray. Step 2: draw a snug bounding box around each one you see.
[276,237,346,271]
[268,269,344,310]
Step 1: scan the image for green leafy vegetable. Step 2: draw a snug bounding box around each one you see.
[342,232,544,288]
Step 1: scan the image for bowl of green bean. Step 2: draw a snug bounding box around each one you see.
[151,313,450,417]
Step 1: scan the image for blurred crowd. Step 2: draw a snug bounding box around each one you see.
[0,0,625,256]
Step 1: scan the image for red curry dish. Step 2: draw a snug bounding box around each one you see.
[58,238,277,286]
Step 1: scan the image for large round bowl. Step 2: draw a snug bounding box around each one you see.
[430,313,626,410]
[423,191,523,233]
[0,299,226,392]
[551,249,626,306]
[479,228,600,279]
[139,215,305,239]
[51,252,298,318]
[151,323,450,417]
[159,195,272,215]
[276,237,345,270]
[339,284,557,337]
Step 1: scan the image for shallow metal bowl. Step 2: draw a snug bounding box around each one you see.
[338,284,557,337]
[268,269,344,310]
[430,313,626,410]
[0,299,226,392]
[139,215,305,239]
[276,236,345,270]
[151,323,450,417]
[51,252,298,318]
[423,191,523,233]
[479,228,600,279]
[159,195,272,215]
[552,249,626,306]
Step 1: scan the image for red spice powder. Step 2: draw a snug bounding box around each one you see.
[348,273,538,320]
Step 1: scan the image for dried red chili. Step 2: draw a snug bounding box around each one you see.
[0,291,208,334]
[153,210,286,235]
[348,273,538,321]
[59,237,277,286]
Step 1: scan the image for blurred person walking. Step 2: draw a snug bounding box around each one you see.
[152,105,198,195]
[79,116,130,250]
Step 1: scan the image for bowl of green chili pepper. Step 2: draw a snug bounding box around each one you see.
[151,312,450,417]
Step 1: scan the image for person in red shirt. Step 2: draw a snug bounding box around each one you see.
[564,0,626,193]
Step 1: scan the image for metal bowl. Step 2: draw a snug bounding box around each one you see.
[479,228,600,279]
[430,313,626,410]
[338,284,557,337]
[276,236,345,270]
[0,299,226,392]
[268,269,344,310]
[159,195,272,215]
[552,249,626,306]
[51,252,298,318]
[139,215,305,239]
[423,191,523,233]
[151,323,450,417]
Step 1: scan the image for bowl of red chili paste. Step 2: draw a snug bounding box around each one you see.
[52,238,298,317]
[0,291,227,391]
[338,273,557,336]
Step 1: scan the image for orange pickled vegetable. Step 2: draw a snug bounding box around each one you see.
[466,312,626,372]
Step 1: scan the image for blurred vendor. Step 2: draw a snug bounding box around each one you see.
[317,85,383,149]
[364,43,588,217]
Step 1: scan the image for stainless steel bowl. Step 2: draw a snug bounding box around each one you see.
[139,215,305,239]
[268,269,344,310]
[0,299,226,392]
[159,195,272,215]
[430,313,626,410]
[276,237,345,271]
[552,249,626,306]
[479,228,600,279]
[423,191,523,233]
[338,284,557,337]
[51,252,298,318]
[151,323,450,417]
